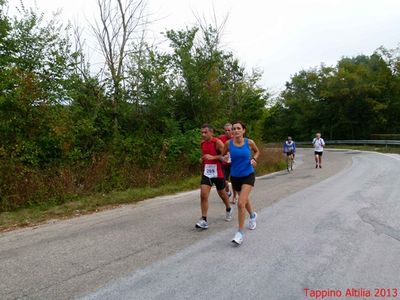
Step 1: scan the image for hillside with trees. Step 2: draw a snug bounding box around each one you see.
[263,47,400,141]
[0,0,268,211]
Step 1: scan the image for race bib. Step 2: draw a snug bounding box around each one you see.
[204,164,218,178]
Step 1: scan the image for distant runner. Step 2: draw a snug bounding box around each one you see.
[312,132,325,168]
[283,136,296,171]
[223,121,259,245]
[195,124,233,229]
[218,123,237,204]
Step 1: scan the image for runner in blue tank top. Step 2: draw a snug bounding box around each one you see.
[222,121,260,245]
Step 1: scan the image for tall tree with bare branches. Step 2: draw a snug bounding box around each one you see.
[91,0,147,131]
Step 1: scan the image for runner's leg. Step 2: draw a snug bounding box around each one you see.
[287,154,290,171]
[237,185,253,231]
[232,190,238,204]
[245,198,253,216]
[200,184,211,218]
[217,185,233,221]
[222,165,232,199]
[216,188,231,210]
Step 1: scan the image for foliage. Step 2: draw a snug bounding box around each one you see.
[0,1,268,211]
[263,49,400,141]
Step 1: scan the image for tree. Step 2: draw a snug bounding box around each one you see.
[264,48,400,142]
[0,1,271,210]
[164,26,268,131]
[91,0,148,132]
[0,3,78,166]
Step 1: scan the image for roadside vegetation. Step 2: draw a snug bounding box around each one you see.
[0,1,269,216]
[263,48,400,142]
[296,141,400,154]
[0,146,285,232]
[326,144,400,154]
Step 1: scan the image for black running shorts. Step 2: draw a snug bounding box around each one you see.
[230,173,255,192]
[201,175,225,191]
[314,151,323,156]
[222,164,231,181]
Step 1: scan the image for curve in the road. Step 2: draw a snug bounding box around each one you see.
[80,150,400,300]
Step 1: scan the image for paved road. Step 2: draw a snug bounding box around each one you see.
[2,149,400,299]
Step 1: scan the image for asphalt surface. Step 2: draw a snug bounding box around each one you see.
[2,149,400,299]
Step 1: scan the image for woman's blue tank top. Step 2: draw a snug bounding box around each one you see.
[229,138,254,177]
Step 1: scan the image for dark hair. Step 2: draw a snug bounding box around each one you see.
[232,121,246,130]
[201,123,214,132]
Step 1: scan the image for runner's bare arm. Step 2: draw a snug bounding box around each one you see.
[202,140,224,161]
[249,139,260,166]
[199,142,203,163]
[214,140,225,161]
[222,140,229,156]
[216,140,225,154]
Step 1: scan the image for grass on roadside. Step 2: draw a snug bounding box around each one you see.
[0,176,201,232]
[296,143,400,154]
[326,144,400,154]
[0,146,286,232]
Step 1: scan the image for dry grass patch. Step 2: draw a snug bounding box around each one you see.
[0,145,285,232]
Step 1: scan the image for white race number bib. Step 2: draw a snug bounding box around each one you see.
[204,164,217,178]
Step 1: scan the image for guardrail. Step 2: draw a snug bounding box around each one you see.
[296,140,400,147]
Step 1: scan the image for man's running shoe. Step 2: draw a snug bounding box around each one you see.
[225,207,234,221]
[248,212,257,230]
[232,231,243,245]
[315,164,318,168]
[195,219,209,229]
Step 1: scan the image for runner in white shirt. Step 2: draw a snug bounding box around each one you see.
[312,132,325,168]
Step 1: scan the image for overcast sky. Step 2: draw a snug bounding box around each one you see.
[10,0,400,93]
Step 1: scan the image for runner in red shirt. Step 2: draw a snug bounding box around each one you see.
[218,123,237,204]
[195,124,233,229]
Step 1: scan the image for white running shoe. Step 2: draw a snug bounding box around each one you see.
[248,212,257,230]
[195,219,209,229]
[225,207,234,222]
[232,231,243,245]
